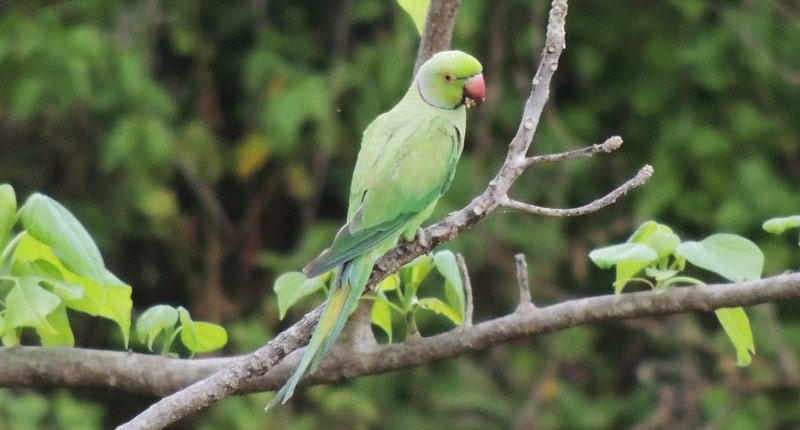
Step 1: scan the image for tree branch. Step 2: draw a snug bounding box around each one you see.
[500,164,654,217]
[520,135,623,168]
[456,253,474,327]
[413,0,463,77]
[4,273,800,396]
[515,253,534,311]
[112,0,645,427]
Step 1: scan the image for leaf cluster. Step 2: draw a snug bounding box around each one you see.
[0,184,226,356]
[590,220,763,365]
[274,250,467,343]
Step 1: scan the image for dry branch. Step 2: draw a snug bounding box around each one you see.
[4,272,800,396]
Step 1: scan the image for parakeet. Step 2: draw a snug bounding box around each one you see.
[267,50,484,408]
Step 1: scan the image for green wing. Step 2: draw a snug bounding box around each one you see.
[304,111,462,277]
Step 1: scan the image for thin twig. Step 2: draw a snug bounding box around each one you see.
[515,253,534,311]
[520,135,623,168]
[456,253,474,327]
[501,164,654,217]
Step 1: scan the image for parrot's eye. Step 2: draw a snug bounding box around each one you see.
[443,73,455,82]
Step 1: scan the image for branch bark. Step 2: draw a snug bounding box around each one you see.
[4,272,800,395]
[413,0,463,76]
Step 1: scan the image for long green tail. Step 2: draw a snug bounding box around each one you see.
[266,253,374,410]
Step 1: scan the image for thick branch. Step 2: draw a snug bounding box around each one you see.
[4,273,800,396]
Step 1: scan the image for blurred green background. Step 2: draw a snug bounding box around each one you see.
[2,0,800,428]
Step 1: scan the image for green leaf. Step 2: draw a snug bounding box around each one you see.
[418,297,462,325]
[589,243,658,268]
[763,215,800,246]
[399,254,435,297]
[628,220,660,243]
[371,297,392,343]
[19,193,105,284]
[5,277,62,332]
[627,220,681,258]
[36,305,75,346]
[644,267,679,282]
[397,0,430,35]
[376,274,400,292]
[178,307,228,353]
[590,242,658,294]
[762,215,800,235]
[0,184,17,249]
[434,250,465,322]
[644,230,681,259]
[2,329,20,347]
[136,305,179,350]
[274,271,329,320]
[715,307,755,366]
[14,235,132,346]
[676,234,764,282]
[12,259,84,301]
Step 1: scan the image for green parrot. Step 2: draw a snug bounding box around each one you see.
[267,50,484,408]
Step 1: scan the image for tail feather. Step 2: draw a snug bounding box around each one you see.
[266,253,373,410]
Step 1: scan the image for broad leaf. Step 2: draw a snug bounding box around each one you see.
[589,243,658,268]
[644,229,681,259]
[5,277,62,332]
[178,307,228,353]
[36,305,75,346]
[762,215,800,235]
[274,271,329,320]
[14,235,132,346]
[418,297,462,325]
[715,307,755,366]
[136,305,179,350]
[12,259,84,301]
[376,274,400,292]
[590,243,658,294]
[397,0,430,35]
[19,193,105,284]
[677,234,763,282]
[0,183,17,249]
[434,250,465,322]
[763,216,800,245]
[399,254,435,297]
[371,296,392,343]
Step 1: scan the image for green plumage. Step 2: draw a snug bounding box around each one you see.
[267,51,483,409]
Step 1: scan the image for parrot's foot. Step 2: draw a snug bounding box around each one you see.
[415,227,429,249]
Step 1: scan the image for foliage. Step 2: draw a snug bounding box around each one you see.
[0,184,226,357]
[763,215,800,247]
[0,184,132,347]
[135,304,227,356]
[274,250,467,343]
[2,0,799,428]
[590,220,760,365]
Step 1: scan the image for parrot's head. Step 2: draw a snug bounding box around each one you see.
[417,50,484,110]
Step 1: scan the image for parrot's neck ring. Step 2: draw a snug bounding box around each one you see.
[417,82,462,110]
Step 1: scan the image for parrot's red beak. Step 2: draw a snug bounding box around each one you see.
[462,73,485,108]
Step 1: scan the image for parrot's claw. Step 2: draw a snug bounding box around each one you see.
[416,227,429,249]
